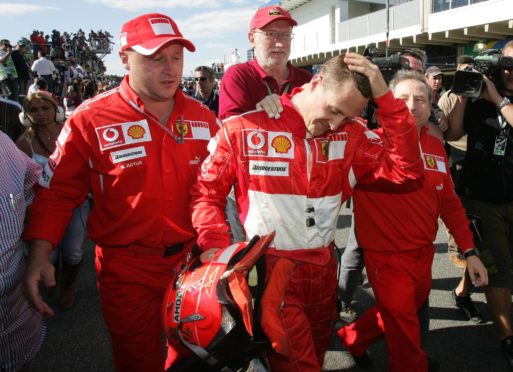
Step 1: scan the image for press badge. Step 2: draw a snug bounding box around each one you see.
[493,132,507,156]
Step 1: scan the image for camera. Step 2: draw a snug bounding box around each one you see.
[363,47,410,84]
[452,49,513,98]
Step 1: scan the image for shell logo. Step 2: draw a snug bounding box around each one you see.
[271,135,291,154]
[127,125,145,139]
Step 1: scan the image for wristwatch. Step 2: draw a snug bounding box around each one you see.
[463,249,479,259]
[497,97,511,111]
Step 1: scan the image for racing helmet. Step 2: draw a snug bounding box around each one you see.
[163,232,275,371]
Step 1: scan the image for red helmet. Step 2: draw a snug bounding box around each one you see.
[163,232,275,371]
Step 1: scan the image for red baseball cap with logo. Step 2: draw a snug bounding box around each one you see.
[119,13,195,55]
[250,6,297,31]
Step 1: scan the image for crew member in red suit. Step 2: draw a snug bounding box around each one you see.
[191,53,423,371]
[338,70,488,372]
[23,13,220,372]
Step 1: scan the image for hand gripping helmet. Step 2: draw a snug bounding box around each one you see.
[163,232,276,371]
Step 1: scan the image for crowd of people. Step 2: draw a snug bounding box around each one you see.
[1,5,513,372]
[1,27,116,109]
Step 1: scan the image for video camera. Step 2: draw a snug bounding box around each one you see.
[364,48,410,83]
[452,49,513,98]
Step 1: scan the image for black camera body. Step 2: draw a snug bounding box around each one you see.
[363,48,410,84]
[452,50,513,98]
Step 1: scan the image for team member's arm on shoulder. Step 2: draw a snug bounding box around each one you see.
[256,94,282,119]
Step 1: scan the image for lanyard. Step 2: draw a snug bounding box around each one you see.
[126,98,184,144]
[264,80,290,96]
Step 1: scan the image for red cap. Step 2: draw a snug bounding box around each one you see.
[119,13,195,55]
[250,6,297,30]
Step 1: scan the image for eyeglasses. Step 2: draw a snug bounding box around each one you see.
[194,77,208,82]
[253,31,294,40]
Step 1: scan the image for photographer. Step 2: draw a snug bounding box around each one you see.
[445,41,513,367]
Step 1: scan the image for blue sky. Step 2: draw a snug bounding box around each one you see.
[0,0,278,76]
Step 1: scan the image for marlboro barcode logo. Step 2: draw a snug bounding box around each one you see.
[150,17,175,35]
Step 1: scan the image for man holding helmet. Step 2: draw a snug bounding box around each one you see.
[191,53,423,370]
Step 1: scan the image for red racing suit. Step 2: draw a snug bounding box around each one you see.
[23,77,220,372]
[191,88,423,371]
[339,127,475,372]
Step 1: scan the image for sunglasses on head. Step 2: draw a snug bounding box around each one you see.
[195,77,208,82]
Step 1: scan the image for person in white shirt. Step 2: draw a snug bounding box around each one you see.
[30,51,56,93]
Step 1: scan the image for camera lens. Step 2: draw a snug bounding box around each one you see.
[465,77,481,91]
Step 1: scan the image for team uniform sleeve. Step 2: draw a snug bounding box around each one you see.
[23,117,92,246]
[190,124,238,250]
[218,67,255,120]
[352,90,424,185]
[439,158,475,252]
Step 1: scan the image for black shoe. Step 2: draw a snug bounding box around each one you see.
[502,336,513,368]
[451,290,484,323]
[352,350,373,369]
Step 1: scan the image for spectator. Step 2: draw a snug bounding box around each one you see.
[30,30,40,59]
[437,55,482,323]
[190,53,423,371]
[193,65,218,116]
[0,95,23,141]
[16,91,88,310]
[0,130,44,371]
[444,40,513,367]
[0,39,19,101]
[82,79,97,99]
[37,31,46,58]
[31,50,57,93]
[425,66,445,103]
[62,85,78,117]
[22,13,219,372]
[11,42,32,104]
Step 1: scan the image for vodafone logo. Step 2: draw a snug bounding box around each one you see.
[96,121,152,151]
[103,128,120,142]
[247,131,265,150]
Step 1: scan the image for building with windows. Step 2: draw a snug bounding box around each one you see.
[281,0,513,72]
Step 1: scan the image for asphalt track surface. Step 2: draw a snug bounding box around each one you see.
[32,205,512,371]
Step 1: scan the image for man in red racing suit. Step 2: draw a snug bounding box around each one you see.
[191,53,423,371]
[338,71,488,372]
[22,13,220,372]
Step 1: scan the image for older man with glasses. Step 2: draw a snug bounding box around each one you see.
[219,5,312,120]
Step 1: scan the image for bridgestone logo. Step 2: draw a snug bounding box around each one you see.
[249,160,289,176]
[252,164,286,172]
[111,146,147,164]
[173,290,183,323]
[114,150,143,160]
